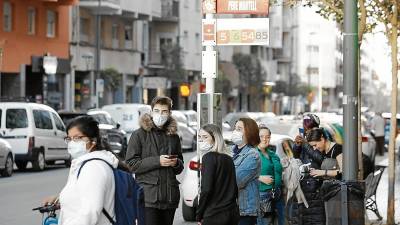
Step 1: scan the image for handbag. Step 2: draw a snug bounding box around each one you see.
[260,189,275,214]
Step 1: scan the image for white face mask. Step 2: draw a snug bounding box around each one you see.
[199,141,213,154]
[68,141,88,159]
[152,113,169,127]
[231,130,244,146]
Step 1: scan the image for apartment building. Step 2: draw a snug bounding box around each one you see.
[0,0,77,110]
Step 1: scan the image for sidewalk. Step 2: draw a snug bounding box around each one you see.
[367,153,400,225]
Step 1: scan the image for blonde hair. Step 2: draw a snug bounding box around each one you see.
[201,124,227,154]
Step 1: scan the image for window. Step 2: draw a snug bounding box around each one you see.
[3,2,12,32]
[52,113,65,131]
[307,45,319,52]
[47,10,57,38]
[80,17,90,42]
[124,24,133,49]
[183,31,189,51]
[112,23,119,48]
[6,109,28,129]
[27,7,36,35]
[195,33,200,54]
[33,110,53,130]
[0,109,2,128]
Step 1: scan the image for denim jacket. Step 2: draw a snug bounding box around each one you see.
[233,145,261,216]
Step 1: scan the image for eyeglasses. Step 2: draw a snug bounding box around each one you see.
[64,136,90,144]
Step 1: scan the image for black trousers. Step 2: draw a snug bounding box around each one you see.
[144,207,176,225]
[202,208,240,225]
[374,136,385,156]
[238,216,257,225]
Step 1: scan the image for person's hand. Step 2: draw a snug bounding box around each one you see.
[198,222,202,225]
[42,196,58,206]
[310,168,325,177]
[160,155,177,167]
[259,175,274,185]
[295,135,304,146]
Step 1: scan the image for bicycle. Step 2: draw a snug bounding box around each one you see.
[32,204,59,225]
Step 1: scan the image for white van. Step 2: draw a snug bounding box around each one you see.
[101,104,151,140]
[0,103,70,171]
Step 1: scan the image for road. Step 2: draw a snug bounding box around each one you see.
[0,151,197,225]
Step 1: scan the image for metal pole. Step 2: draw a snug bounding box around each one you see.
[95,0,102,108]
[343,0,358,181]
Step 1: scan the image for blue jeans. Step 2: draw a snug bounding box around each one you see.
[275,196,285,225]
[257,189,285,225]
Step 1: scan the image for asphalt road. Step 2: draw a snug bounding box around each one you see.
[0,151,197,225]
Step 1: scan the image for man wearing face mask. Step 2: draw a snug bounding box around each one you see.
[125,96,184,225]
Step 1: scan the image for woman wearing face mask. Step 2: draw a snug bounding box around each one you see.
[307,128,342,179]
[196,124,240,225]
[42,116,125,225]
[232,118,261,225]
[257,126,283,225]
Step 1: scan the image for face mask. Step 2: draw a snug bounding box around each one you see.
[152,113,169,127]
[199,141,213,154]
[68,141,88,159]
[231,130,244,146]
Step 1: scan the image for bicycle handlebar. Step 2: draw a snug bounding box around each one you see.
[32,205,60,213]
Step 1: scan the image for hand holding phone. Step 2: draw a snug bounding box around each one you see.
[299,128,305,137]
[167,155,178,159]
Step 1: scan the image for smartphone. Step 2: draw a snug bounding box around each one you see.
[167,155,178,159]
[299,128,305,137]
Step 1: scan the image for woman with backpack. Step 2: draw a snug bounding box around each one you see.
[196,124,240,225]
[42,116,126,225]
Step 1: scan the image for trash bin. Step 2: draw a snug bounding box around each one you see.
[321,180,365,225]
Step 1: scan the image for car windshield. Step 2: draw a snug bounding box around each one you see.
[91,114,115,126]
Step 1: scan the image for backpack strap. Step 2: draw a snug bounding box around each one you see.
[76,158,116,225]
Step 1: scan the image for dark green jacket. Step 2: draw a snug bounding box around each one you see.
[257,147,283,192]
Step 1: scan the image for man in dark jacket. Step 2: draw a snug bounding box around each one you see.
[125,96,184,225]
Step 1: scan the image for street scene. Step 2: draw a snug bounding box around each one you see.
[0,0,400,225]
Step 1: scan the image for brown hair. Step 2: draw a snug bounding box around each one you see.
[238,118,260,147]
[151,96,173,110]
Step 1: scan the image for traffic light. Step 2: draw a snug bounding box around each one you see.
[180,84,191,97]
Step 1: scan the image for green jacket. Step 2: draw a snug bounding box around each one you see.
[257,147,283,192]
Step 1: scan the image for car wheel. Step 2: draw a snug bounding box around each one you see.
[1,154,13,177]
[191,137,197,152]
[65,157,71,168]
[32,151,45,171]
[16,161,28,171]
[182,200,196,221]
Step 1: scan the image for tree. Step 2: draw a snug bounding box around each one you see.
[160,44,186,83]
[232,53,266,111]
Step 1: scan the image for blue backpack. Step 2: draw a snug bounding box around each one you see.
[77,158,145,225]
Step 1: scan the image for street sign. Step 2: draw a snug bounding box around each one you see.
[216,18,269,46]
[217,0,269,14]
[202,51,217,78]
[202,0,269,15]
[202,19,217,46]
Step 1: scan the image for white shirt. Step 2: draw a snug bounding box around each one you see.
[370,115,385,137]
[59,150,118,225]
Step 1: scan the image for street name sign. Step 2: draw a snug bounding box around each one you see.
[202,0,269,15]
[216,18,269,46]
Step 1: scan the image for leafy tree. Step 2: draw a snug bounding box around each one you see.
[100,68,121,92]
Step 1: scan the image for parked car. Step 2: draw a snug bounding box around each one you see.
[180,134,291,221]
[223,112,276,128]
[180,110,198,130]
[171,111,196,151]
[0,103,70,171]
[101,104,151,140]
[59,111,127,158]
[0,138,13,177]
[87,110,128,158]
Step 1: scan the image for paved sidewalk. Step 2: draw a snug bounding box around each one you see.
[367,153,400,225]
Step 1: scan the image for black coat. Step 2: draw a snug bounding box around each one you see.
[288,143,325,225]
[125,114,184,209]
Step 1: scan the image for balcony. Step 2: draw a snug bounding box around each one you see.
[79,0,121,15]
[153,0,179,22]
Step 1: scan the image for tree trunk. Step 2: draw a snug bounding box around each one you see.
[386,3,398,225]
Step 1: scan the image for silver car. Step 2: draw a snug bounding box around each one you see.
[171,111,196,151]
[0,138,13,177]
